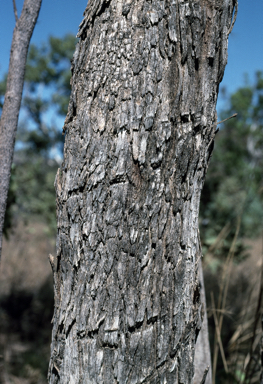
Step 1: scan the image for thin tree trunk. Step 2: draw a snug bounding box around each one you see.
[0,0,42,259]
[49,1,236,382]
[194,260,212,384]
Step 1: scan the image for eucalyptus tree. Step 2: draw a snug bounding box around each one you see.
[48,1,237,383]
[0,0,42,259]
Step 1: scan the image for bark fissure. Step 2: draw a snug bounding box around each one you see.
[49,1,236,383]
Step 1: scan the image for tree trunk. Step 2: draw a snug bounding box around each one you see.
[193,260,212,384]
[0,0,42,259]
[49,0,236,382]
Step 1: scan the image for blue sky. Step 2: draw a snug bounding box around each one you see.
[0,0,262,111]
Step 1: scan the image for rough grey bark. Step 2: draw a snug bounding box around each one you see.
[0,0,42,260]
[49,0,237,383]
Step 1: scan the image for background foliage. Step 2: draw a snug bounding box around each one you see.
[0,34,76,237]
[200,72,263,259]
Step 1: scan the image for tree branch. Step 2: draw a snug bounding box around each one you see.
[216,113,238,126]
[12,0,19,22]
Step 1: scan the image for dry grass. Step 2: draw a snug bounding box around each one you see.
[0,218,54,295]
[0,218,55,384]
[205,230,263,384]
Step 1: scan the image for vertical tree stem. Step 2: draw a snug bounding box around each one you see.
[0,0,42,260]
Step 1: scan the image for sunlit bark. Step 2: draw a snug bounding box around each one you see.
[49,1,236,382]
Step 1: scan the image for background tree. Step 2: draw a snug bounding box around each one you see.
[0,0,42,259]
[1,34,76,237]
[0,33,76,384]
[48,1,237,383]
[200,72,263,384]
[200,72,263,270]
